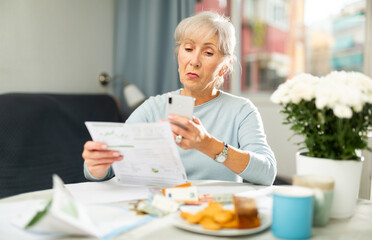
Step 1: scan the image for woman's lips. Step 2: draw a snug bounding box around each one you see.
[186,73,199,79]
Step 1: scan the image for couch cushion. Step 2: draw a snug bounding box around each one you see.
[0,93,124,198]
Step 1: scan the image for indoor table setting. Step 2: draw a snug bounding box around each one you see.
[0,176,371,240]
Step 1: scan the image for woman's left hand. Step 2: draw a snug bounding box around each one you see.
[167,114,212,151]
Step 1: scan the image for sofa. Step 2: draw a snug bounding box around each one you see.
[0,93,126,199]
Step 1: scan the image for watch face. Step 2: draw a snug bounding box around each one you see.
[215,143,228,163]
[216,155,226,163]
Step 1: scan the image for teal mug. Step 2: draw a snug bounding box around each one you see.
[293,175,334,227]
[272,186,314,239]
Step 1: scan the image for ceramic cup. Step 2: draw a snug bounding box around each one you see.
[272,186,314,239]
[293,175,334,227]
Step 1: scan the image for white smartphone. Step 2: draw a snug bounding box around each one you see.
[166,94,195,120]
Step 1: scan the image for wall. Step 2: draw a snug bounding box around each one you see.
[0,0,115,94]
[247,94,301,183]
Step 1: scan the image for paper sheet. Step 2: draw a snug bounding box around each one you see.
[85,121,187,187]
[65,178,149,204]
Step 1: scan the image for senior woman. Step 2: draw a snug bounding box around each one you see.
[83,11,277,185]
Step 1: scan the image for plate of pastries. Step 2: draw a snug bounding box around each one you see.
[173,196,271,236]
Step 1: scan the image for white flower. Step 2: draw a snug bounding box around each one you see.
[342,89,363,112]
[289,81,316,103]
[271,73,318,104]
[333,104,353,119]
[271,71,372,119]
[318,71,372,115]
[270,84,288,104]
[315,96,328,109]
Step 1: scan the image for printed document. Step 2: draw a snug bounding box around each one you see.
[85,121,187,187]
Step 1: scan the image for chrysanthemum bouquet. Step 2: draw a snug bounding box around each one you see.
[271,71,372,160]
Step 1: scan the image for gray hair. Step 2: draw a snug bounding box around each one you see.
[174,11,236,87]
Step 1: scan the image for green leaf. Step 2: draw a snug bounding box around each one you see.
[276,99,372,160]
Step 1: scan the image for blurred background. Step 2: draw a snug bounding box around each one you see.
[0,0,371,197]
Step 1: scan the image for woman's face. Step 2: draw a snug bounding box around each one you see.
[177,31,225,94]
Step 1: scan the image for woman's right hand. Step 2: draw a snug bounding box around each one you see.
[82,141,123,178]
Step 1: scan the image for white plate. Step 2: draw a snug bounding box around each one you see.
[173,212,271,237]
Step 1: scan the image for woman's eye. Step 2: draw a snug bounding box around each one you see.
[185,48,192,52]
[205,51,214,56]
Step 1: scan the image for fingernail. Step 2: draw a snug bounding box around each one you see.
[113,152,119,157]
[101,144,108,150]
[168,114,175,119]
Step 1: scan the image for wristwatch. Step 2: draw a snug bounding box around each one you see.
[214,143,229,163]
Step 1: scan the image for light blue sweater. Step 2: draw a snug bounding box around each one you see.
[84,90,277,185]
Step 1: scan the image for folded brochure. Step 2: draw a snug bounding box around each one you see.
[11,175,155,239]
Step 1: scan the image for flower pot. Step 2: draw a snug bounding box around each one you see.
[296,152,364,219]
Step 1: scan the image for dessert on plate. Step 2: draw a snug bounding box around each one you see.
[180,196,260,230]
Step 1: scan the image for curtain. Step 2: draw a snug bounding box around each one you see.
[113,0,195,115]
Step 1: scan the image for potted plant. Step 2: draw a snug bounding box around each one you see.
[270,71,372,219]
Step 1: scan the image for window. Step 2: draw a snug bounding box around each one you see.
[195,0,368,93]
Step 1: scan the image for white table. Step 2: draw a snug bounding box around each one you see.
[1,180,371,240]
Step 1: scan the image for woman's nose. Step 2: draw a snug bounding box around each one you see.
[190,53,201,68]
